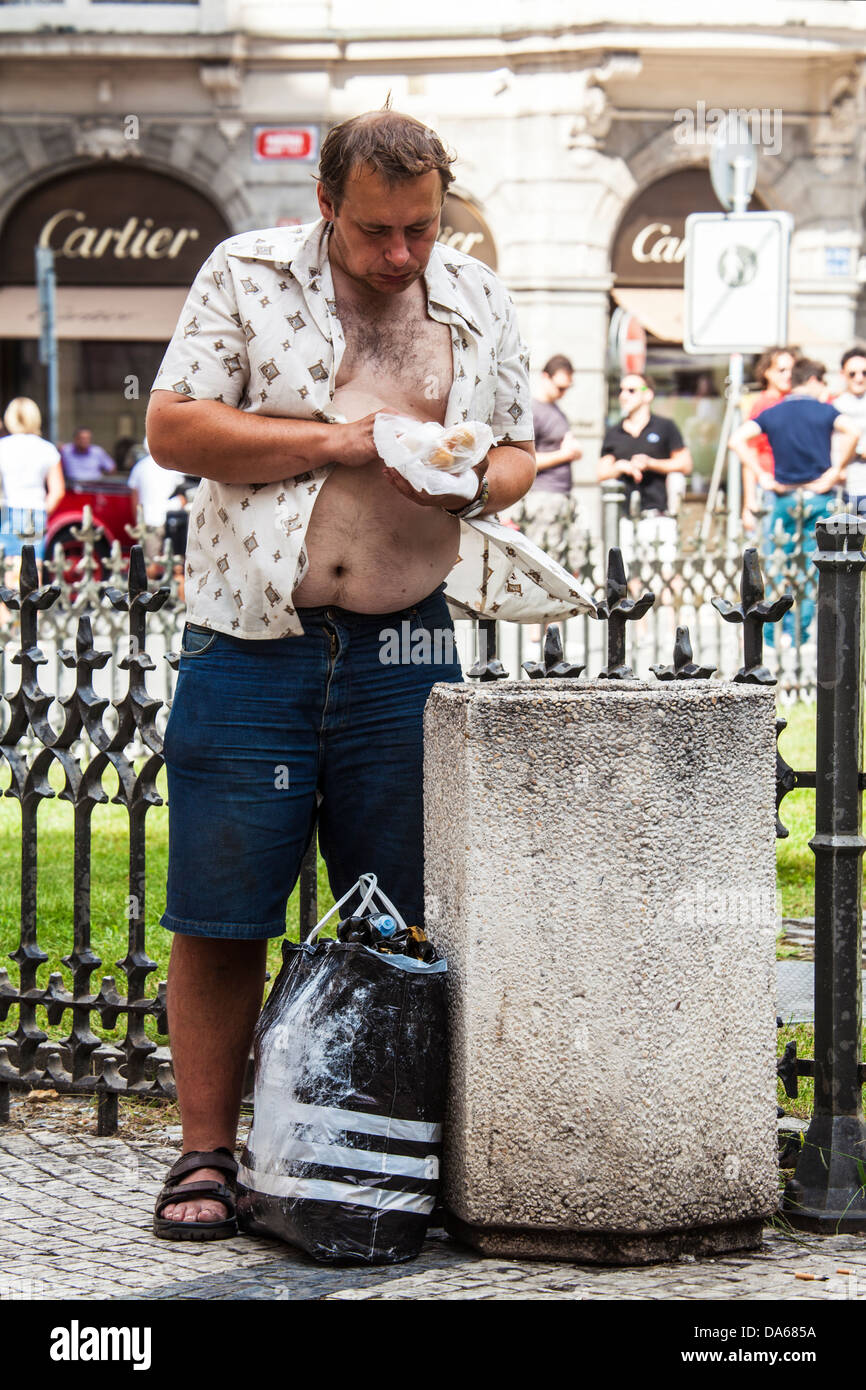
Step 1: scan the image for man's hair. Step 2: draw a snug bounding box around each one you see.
[620,370,655,393]
[753,345,796,388]
[317,109,456,211]
[791,358,826,389]
[542,355,574,377]
[841,345,866,370]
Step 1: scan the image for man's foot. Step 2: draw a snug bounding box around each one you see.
[153,1147,238,1241]
[159,1167,229,1225]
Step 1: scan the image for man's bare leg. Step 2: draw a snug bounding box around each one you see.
[160,935,268,1225]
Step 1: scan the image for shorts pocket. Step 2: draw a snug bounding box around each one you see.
[180,622,219,657]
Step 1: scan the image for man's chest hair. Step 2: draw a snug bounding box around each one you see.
[337,291,451,377]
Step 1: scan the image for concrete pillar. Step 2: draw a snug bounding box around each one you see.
[424,679,779,1263]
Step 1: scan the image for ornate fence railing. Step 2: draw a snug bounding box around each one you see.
[0,505,863,1229]
[0,489,833,708]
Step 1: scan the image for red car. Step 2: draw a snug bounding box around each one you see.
[45,479,137,577]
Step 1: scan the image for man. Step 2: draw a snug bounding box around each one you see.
[597,372,692,560]
[730,357,859,641]
[127,442,186,578]
[831,345,866,513]
[59,427,116,485]
[530,354,582,494]
[145,110,539,1236]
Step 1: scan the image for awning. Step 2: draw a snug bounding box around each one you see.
[0,285,187,341]
[611,286,683,345]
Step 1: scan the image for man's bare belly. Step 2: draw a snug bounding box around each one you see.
[292,386,461,611]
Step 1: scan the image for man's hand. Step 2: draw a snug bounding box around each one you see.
[617,458,643,482]
[804,473,841,496]
[755,469,780,494]
[382,458,488,512]
[561,430,583,463]
[332,410,399,468]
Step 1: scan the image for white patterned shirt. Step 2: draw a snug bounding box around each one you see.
[153,217,591,637]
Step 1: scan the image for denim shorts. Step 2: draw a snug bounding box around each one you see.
[161,583,462,940]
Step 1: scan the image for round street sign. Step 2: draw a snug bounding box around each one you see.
[710,112,758,213]
[607,306,647,374]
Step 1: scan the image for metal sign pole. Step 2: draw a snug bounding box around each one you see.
[725,154,753,544]
[35,245,58,446]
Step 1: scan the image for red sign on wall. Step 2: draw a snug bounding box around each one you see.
[253,127,320,162]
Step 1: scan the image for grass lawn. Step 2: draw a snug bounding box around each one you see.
[0,702,845,1121]
[775,702,820,921]
[0,761,336,1051]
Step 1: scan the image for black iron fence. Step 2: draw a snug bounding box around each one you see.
[0,521,864,1229]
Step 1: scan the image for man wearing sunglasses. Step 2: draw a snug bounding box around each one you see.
[597,372,693,560]
[832,347,866,514]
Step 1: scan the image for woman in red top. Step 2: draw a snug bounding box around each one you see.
[741,345,796,532]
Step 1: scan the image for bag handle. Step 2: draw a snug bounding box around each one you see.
[303,873,408,946]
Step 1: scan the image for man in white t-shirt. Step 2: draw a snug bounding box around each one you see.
[833,346,866,511]
[128,447,186,575]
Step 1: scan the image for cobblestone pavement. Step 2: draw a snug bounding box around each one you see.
[2,1103,866,1302]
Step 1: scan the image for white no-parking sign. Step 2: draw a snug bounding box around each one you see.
[683,211,792,354]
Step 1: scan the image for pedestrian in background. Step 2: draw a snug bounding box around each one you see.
[731,358,859,643]
[831,345,866,514]
[528,353,583,509]
[60,427,116,485]
[741,345,796,533]
[127,442,186,578]
[0,397,65,571]
[597,371,692,562]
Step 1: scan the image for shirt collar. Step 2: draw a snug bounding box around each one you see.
[422,246,482,334]
[229,217,481,336]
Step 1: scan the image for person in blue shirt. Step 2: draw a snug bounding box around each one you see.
[730,358,859,642]
[733,355,861,642]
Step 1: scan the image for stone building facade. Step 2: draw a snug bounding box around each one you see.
[1,0,865,512]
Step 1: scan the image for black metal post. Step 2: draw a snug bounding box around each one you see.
[467,619,509,681]
[596,548,654,680]
[784,517,866,1230]
[299,835,319,942]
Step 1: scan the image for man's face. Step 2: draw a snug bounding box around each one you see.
[548,369,573,399]
[318,165,443,296]
[843,355,866,398]
[619,376,651,413]
[74,429,91,451]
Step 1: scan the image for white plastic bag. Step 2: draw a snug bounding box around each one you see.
[373,414,494,501]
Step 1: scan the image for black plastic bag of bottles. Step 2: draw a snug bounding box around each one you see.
[236,874,448,1265]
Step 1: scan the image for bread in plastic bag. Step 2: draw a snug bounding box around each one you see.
[373,414,494,501]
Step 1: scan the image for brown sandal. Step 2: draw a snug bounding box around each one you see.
[153,1147,239,1242]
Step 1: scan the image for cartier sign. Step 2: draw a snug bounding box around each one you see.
[612,167,764,288]
[0,166,231,287]
[440,193,497,270]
